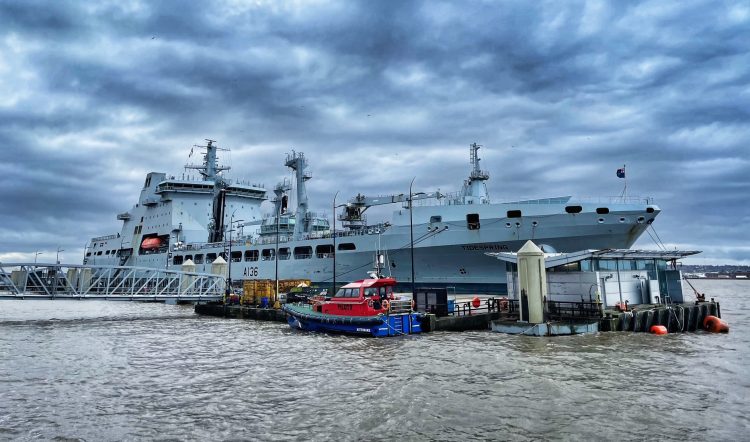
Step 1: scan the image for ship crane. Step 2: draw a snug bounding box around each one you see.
[340,191,442,230]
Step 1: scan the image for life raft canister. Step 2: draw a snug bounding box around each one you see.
[703,315,729,333]
[650,325,668,335]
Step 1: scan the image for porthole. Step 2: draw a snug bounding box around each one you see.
[619,217,626,223]
[647,218,655,224]
[597,218,605,223]
[532,221,538,226]
[515,222,521,227]
[637,216,645,224]
[505,222,512,228]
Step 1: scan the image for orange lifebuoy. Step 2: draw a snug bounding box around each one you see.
[382,300,390,311]
[703,315,729,333]
[650,325,668,335]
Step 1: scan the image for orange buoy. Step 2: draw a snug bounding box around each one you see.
[703,315,729,333]
[650,325,668,335]
[471,296,481,308]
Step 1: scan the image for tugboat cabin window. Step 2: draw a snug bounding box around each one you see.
[467,213,480,230]
[364,288,378,297]
[338,243,356,251]
[347,288,359,297]
[507,210,522,218]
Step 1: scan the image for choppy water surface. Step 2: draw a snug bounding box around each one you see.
[1,280,748,441]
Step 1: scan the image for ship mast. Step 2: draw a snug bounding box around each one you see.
[461,142,490,204]
[285,151,311,238]
[185,139,233,242]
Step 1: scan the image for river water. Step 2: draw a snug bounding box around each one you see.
[1,280,748,441]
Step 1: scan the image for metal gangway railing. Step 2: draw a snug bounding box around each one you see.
[0,263,225,302]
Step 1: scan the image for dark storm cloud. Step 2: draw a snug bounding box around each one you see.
[0,0,748,264]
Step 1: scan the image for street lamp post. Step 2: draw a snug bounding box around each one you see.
[56,247,64,265]
[332,190,339,296]
[275,204,281,301]
[227,211,243,298]
[409,177,416,296]
[34,251,43,264]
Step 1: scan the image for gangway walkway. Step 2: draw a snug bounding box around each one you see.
[0,263,225,302]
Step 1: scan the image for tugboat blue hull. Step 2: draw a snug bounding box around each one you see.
[283,304,422,337]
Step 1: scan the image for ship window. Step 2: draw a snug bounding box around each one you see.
[279,248,291,260]
[316,244,334,258]
[596,207,610,214]
[86,252,91,256]
[206,253,217,263]
[430,215,442,223]
[231,251,242,262]
[507,210,522,218]
[245,250,258,262]
[646,207,655,213]
[173,255,183,265]
[105,250,110,255]
[96,251,103,255]
[467,213,480,230]
[364,288,378,297]
[219,252,227,260]
[262,249,275,261]
[184,255,192,261]
[346,288,357,298]
[565,205,582,214]
[194,254,204,264]
[294,246,313,259]
[338,243,356,251]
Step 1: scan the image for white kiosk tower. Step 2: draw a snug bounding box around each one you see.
[517,240,547,324]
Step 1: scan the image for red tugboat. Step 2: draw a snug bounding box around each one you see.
[283,277,423,337]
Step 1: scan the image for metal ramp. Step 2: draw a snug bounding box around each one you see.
[0,263,225,302]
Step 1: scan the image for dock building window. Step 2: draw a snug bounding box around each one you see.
[467,213,480,230]
[245,250,259,262]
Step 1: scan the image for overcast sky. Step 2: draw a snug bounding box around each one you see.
[1,0,748,265]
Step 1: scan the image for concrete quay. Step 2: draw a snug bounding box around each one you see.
[195,303,287,323]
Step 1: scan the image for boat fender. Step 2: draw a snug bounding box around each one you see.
[411,299,416,311]
[703,315,729,333]
[650,325,668,335]
[382,300,389,311]
[471,296,481,308]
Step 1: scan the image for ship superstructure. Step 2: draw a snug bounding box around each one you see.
[85,141,661,294]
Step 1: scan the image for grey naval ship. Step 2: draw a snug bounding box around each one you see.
[84,140,661,294]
